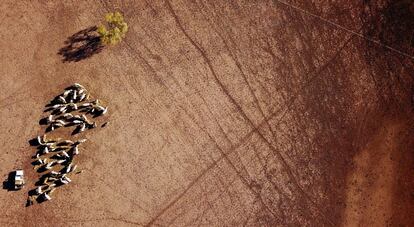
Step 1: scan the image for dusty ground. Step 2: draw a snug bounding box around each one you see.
[0,0,413,226]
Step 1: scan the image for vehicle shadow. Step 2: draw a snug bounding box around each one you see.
[58,26,104,62]
[2,172,16,191]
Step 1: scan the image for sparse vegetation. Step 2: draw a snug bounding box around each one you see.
[97,12,128,45]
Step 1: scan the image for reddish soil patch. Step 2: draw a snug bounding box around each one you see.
[0,0,413,226]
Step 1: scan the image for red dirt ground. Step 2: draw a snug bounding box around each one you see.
[0,1,413,226]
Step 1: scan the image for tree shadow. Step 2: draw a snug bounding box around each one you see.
[58,26,104,62]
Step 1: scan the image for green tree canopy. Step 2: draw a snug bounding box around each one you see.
[97,12,128,45]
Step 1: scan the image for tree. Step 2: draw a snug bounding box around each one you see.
[97,12,128,45]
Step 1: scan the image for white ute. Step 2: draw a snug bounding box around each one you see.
[14,170,25,190]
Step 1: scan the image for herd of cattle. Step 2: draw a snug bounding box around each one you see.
[27,83,108,205]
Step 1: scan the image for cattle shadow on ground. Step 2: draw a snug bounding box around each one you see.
[58,26,104,62]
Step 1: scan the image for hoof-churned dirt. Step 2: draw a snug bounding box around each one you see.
[0,1,413,226]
